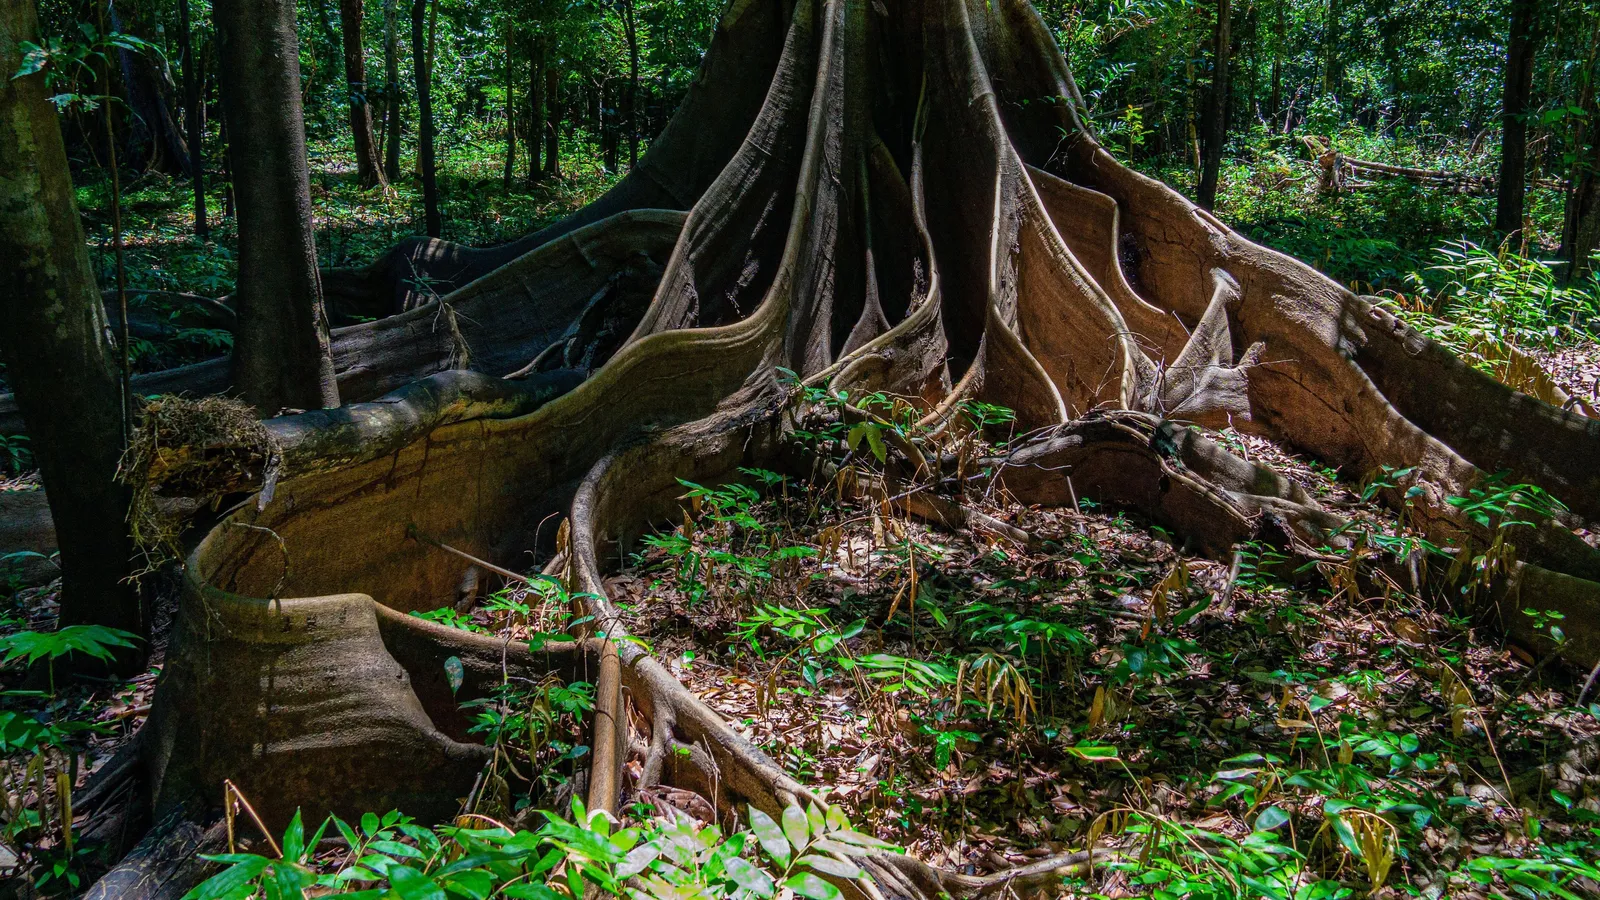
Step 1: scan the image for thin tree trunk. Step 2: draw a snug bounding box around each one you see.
[528,35,545,184]
[544,59,560,179]
[412,0,441,236]
[1269,0,1283,124]
[1321,0,1341,97]
[1197,0,1231,210]
[382,0,401,181]
[0,0,144,655]
[1495,0,1538,236]
[625,0,639,168]
[175,0,206,238]
[1561,15,1600,281]
[341,0,387,188]
[215,0,341,413]
[503,26,517,191]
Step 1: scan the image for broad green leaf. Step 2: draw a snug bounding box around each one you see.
[1253,806,1290,832]
[799,854,864,880]
[182,856,271,900]
[724,856,776,897]
[782,803,811,852]
[748,806,791,868]
[784,872,843,900]
[387,864,445,900]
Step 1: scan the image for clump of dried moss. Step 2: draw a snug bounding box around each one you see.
[119,396,280,570]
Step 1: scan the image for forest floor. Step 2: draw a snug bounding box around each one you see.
[3,135,1600,897]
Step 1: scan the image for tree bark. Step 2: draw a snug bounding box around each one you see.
[1269,0,1282,123]
[1197,0,1231,210]
[382,0,402,181]
[544,58,560,179]
[1560,14,1600,282]
[625,0,640,168]
[1321,0,1341,96]
[1495,0,1538,236]
[109,0,191,177]
[341,0,388,189]
[412,0,441,236]
[528,35,545,183]
[175,0,207,238]
[215,0,341,413]
[0,0,144,653]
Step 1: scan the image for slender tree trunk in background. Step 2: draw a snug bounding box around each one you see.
[341,0,387,188]
[602,80,618,171]
[412,0,441,236]
[0,0,144,655]
[528,35,544,183]
[503,25,517,190]
[219,105,235,218]
[215,0,341,413]
[382,0,401,181]
[544,60,560,179]
[1321,0,1341,97]
[1495,0,1538,237]
[625,0,639,168]
[175,0,206,238]
[1197,0,1231,210]
[1269,0,1283,124]
[1560,16,1600,281]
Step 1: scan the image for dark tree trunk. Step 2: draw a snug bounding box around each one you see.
[544,59,560,179]
[625,0,639,168]
[110,1,190,177]
[215,0,340,413]
[503,25,516,190]
[412,0,441,236]
[1495,0,1538,236]
[341,0,387,188]
[382,0,402,181]
[602,80,619,172]
[1197,0,1231,210]
[528,35,545,183]
[175,0,207,237]
[1561,15,1600,282]
[0,0,144,655]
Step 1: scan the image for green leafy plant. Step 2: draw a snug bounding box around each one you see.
[0,625,139,693]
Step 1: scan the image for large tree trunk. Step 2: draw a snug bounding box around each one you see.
[1197,0,1230,210]
[341,0,388,189]
[1495,0,1538,236]
[0,0,144,654]
[175,0,206,238]
[110,0,191,177]
[62,5,1600,890]
[412,0,441,236]
[215,0,341,413]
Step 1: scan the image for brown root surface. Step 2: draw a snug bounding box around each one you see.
[91,0,1600,895]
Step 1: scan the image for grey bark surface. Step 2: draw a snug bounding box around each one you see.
[0,0,144,649]
[216,0,341,413]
